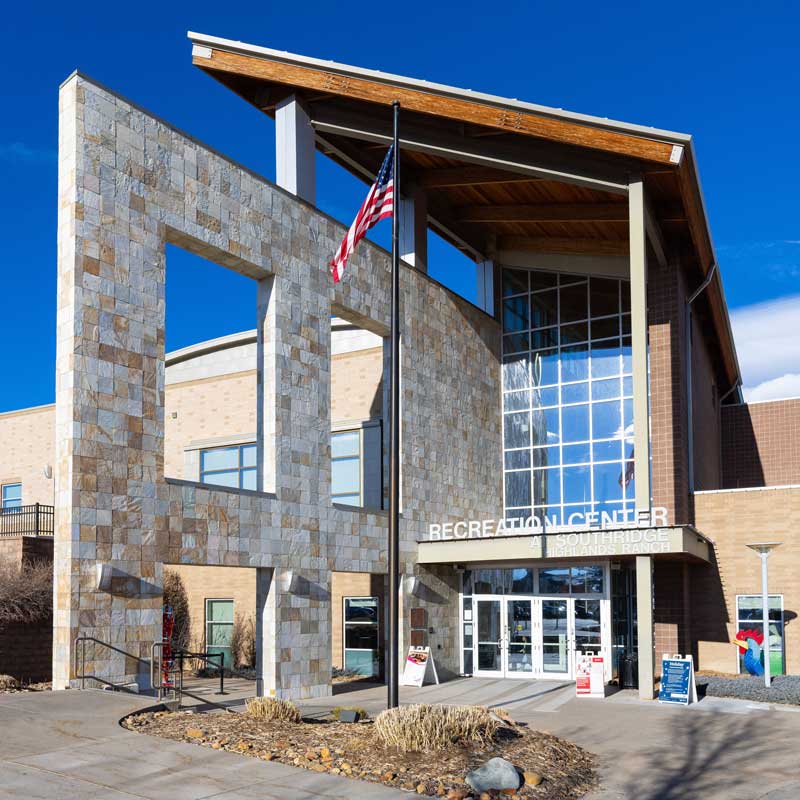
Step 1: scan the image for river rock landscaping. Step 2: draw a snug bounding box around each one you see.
[696,674,800,705]
[123,702,597,799]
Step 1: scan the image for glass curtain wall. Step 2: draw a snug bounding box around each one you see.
[502,268,634,525]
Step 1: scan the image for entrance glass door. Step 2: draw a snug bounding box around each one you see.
[471,593,607,680]
[540,599,571,678]
[474,598,503,677]
[474,598,534,678]
[506,599,534,675]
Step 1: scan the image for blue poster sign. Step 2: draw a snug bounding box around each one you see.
[658,655,697,705]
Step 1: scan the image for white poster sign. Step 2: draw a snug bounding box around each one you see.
[400,646,439,687]
[576,652,605,698]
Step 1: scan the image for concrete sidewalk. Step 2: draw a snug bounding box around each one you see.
[0,690,405,799]
[303,678,800,800]
[4,681,800,799]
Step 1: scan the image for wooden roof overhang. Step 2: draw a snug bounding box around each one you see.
[188,32,740,390]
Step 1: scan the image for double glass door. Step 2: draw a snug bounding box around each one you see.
[473,596,603,679]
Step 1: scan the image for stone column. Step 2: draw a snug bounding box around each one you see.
[256,567,332,699]
[256,276,278,495]
[53,75,165,689]
[636,555,656,699]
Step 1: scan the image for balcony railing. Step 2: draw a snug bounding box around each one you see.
[0,503,54,537]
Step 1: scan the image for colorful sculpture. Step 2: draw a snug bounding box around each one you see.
[733,628,764,676]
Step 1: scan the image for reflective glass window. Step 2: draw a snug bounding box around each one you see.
[501,269,635,526]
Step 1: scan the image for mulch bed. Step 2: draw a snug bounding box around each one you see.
[123,709,597,799]
[0,681,51,694]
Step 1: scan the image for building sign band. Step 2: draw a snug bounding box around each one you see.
[425,507,675,557]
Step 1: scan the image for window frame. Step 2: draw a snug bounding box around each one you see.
[501,269,634,526]
[331,428,363,506]
[343,595,380,677]
[199,444,257,490]
[1,482,22,509]
[735,593,785,676]
[205,597,235,669]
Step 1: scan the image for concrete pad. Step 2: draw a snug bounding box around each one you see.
[0,690,406,800]
[304,677,800,800]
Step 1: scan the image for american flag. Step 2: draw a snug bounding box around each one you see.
[330,145,395,283]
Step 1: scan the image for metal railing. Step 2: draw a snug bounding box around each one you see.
[151,644,257,710]
[0,503,54,537]
[75,636,151,693]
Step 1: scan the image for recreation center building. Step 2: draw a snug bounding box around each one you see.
[2,32,798,700]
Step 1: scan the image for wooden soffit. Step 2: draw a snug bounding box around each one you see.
[192,46,682,166]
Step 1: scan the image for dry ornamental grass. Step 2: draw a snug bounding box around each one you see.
[245,696,302,723]
[375,704,500,752]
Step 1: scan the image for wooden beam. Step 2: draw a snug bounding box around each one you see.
[497,236,629,257]
[458,202,686,224]
[195,48,681,165]
[418,166,541,188]
[457,202,628,223]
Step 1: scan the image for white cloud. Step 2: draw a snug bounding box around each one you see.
[743,374,800,403]
[0,142,56,163]
[731,295,800,401]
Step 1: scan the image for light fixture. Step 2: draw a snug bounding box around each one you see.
[279,570,299,594]
[745,542,782,689]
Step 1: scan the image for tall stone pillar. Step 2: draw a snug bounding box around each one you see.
[256,567,332,699]
[53,75,165,689]
[636,555,656,699]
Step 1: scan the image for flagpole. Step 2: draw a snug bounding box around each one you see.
[388,100,401,709]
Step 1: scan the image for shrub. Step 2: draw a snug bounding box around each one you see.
[374,704,499,752]
[0,559,52,627]
[163,569,191,652]
[229,612,256,669]
[330,706,368,721]
[245,696,302,723]
[0,674,20,691]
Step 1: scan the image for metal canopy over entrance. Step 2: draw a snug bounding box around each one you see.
[418,525,712,565]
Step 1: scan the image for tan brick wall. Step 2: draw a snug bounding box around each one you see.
[0,345,381,490]
[0,405,55,506]
[164,564,256,655]
[164,372,258,480]
[722,399,800,489]
[693,487,800,673]
[331,347,383,423]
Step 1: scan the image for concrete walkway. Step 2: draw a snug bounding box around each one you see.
[0,690,405,799]
[303,678,800,800]
[4,680,800,799]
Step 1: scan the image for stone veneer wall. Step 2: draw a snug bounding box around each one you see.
[54,73,501,696]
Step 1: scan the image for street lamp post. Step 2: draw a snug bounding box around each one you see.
[746,542,782,688]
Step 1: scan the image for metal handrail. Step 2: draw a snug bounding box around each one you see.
[0,503,54,537]
[75,636,151,691]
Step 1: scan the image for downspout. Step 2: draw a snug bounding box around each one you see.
[685,262,717,493]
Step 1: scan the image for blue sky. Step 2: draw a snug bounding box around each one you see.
[1,1,798,412]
